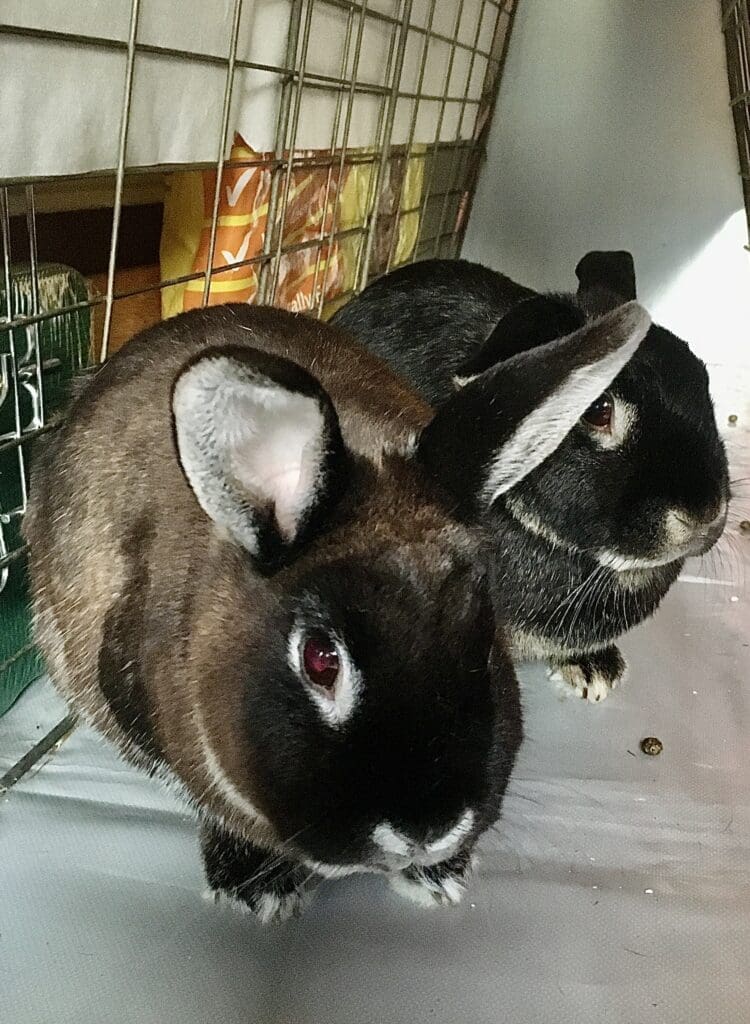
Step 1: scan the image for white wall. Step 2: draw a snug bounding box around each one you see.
[463,0,750,376]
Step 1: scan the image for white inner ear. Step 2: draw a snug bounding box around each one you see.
[482,318,647,504]
[173,356,327,551]
[287,624,362,729]
[225,386,325,542]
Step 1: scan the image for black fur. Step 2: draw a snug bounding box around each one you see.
[455,294,583,379]
[333,256,729,695]
[201,820,308,915]
[241,553,520,867]
[575,250,637,316]
[417,301,647,520]
[332,259,533,405]
[26,303,526,922]
[196,535,521,911]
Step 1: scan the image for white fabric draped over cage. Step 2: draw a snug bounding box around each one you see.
[1,0,500,180]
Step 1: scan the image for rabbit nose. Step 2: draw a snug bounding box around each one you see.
[692,501,727,528]
[682,505,727,556]
[667,503,727,547]
[695,502,728,539]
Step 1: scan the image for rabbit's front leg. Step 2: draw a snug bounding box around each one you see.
[389,849,474,908]
[200,820,313,924]
[547,644,628,703]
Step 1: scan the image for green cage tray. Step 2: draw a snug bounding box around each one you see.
[1,263,92,717]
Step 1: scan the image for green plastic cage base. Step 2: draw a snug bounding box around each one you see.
[0,559,42,717]
[1,262,91,717]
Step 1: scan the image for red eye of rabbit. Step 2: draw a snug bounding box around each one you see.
[582,392,614,431]
[302,633,340,691]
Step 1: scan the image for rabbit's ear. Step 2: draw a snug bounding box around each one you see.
[575,250,637,316]
[454,295,583,383]
[172,346,347,571]
[416,302,650,513]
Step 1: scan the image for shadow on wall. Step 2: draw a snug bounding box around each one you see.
[464,0,750,367]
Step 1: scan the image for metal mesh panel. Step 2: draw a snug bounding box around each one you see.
[723,0,750,235]
[0,0,518,605]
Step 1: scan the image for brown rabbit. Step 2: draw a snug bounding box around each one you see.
[24,301,648,923]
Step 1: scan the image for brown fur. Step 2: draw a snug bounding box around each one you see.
[24,304,466,849]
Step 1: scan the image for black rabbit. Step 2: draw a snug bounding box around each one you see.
[332,252,729,702]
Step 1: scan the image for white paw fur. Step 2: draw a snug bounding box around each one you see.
[389,870,467,909]
[203,886,309,924]
[547,663,622,703]
[254,889,309,925]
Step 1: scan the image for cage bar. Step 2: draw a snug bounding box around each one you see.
[99,0,141,361]
[723,0,750,236]
[0,0,517,612]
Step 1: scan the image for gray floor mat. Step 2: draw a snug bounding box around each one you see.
[2,374,748,1024]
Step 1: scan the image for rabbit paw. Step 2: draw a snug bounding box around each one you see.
[389,852,472,908]
[548,645,627,703]
[204,883,310,924]
[200,820,312,924]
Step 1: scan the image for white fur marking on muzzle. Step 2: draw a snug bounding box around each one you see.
[596,549,680,572]
[373,822,410,857]
[372,810,474,867]
[424,809,475,856]
[504,494,575,552]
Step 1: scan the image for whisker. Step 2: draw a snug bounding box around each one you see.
[542,562,601,641]
[561,564,607,651]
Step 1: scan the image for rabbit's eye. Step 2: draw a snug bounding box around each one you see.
[302,633,340,691]
[582,392,614,431]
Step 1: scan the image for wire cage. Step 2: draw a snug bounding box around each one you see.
[725,0,750,234]
[0,0,518,711]
[723,0,750,236]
